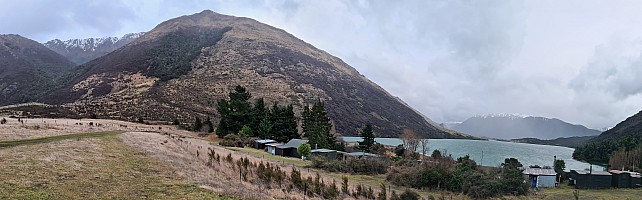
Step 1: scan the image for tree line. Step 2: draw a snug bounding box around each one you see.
[211,85,346,151]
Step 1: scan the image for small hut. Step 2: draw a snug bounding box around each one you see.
[569,169,612,189]
[266,143,282,155]
[522,168,557,188]
[275,139,309,158]
[609,170,642,188]
[311,149,338,160]
[254,139,277,150]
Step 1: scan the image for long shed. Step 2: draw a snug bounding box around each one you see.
[570,170,612,189]
[311,149,338,160]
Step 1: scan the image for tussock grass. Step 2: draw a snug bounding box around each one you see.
[0,131,122,148]
[0,134,227,199]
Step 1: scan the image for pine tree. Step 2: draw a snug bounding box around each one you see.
[358,123,376,152]
[270,103,299,142]
[193,116,203,131]
[205,116,214,133]
[216,85,252,137]
[303,100,339,150]
[250,98,268,138]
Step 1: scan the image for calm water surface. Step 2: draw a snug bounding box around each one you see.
[341,137,605,171]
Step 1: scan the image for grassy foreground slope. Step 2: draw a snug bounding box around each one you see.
[0,133,226,199]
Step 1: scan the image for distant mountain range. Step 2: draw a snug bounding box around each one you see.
[0,10,473,139]
[0,34,75,105]
[449,114,601,140]
[44,32,145,64]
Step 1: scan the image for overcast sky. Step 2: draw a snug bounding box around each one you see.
[2,0,642,129]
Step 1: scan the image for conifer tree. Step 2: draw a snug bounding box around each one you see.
[216,85,252,137]
[205,116,214,133]
[193,116,203,131]
[303,100,340,150]
[358,123,376,152]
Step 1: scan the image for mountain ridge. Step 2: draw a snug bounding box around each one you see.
[44,32,145,64]
[451,114,600,139]
[39,10,472,139]
[0,34,75,105]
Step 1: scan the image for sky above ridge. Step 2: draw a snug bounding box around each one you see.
[2,0,642,129]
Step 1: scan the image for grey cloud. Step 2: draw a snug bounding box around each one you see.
[0,0,134,41]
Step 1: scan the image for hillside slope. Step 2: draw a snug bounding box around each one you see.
[42,10,470,138]
[44,33,145,65]
[589,110,642,143]
[510,136,596,148]
[0,34,75,105]
[452,114,600,139]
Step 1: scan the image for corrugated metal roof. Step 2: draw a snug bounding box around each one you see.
[523,168,556,176]
[609,170,642,177]
[573,170,612,176]
[311,149,336,153]
[255,139,277,144]
[343,152,380,157]
[277,139,309,149]
[266,143,283,147]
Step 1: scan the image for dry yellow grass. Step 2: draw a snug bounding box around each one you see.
[0,133,228,199]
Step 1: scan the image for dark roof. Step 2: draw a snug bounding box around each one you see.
[572,170,612,176]
[311,149,336,153]
[277,139,309,149]
[523,168,556,176]
[255,139,277,144]
[343,152,380,157]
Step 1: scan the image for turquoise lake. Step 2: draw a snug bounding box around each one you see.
[341,137,605,171]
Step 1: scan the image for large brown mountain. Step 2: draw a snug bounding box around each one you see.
[0,34,75,105]
[44,32,145,65]
[43,10,470,138]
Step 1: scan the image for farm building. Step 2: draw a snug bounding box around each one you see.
[609,170,642,188]
[275,139,309,158]
[253,139,277,150]
[266,143,282,155]
[569,170,612,189]
[310,149,338,160]
[522,168,557,188]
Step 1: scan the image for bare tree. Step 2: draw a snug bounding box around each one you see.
[400,128,420,156]
[419,138,429,160]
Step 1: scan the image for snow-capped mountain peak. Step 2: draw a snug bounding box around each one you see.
[44,32,145,64]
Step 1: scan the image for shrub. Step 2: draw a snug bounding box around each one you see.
[310,156,390,175]
[399,189,420,200]
[220,134,244,147]
[0,118,6,124]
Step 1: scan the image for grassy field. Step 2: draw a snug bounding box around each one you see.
[0,132,230,199]
[0,131,122,147]
[526,184,642,200]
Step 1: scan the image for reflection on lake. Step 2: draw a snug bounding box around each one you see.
[341,137,605,171]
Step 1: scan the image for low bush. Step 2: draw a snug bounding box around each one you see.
[310,156,389,175]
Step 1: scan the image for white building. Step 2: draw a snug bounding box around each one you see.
[523,168,557,188]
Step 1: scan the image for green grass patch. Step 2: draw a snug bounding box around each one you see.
[0,131,122,148]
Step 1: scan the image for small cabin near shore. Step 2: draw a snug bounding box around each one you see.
[609,170,642,188]
[275,139,309,158]
[570,170,612,189]
[266,143,282,155]
[253,139,277,150]
[311,149,338,160]
[523,168,557,188]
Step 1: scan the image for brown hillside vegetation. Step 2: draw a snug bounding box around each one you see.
[41,10,468,139]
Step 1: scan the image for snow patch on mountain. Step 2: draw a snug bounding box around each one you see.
[44,32,145,52]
